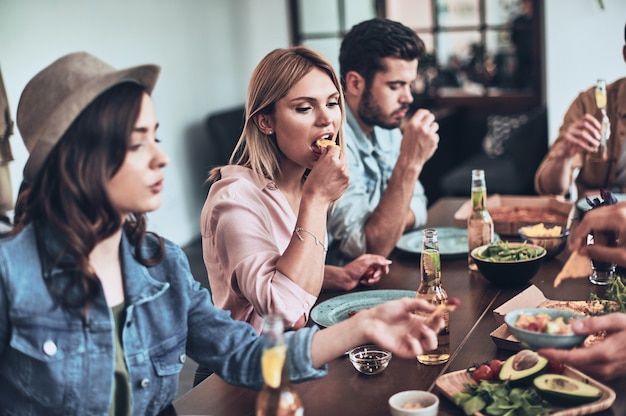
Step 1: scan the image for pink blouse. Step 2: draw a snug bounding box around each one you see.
[201,165,320,333]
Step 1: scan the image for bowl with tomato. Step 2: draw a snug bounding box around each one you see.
[504,308,587,350]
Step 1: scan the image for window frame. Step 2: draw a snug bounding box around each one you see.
[288,0,544,113]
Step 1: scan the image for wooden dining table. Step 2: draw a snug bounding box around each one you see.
[173,197,626,416]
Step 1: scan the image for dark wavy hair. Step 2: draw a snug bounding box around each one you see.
[339,18,426,89]
[11,82,164,312]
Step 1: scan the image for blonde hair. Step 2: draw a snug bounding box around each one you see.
[208,46,345,183]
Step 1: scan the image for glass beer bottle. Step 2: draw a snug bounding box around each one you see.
[256,315,304,416]
[416,228,450,365]
[467,169,494,271]
[591,78,610,161]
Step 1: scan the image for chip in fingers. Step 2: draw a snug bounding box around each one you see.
[316,138,340,150]
[428,297,461,320]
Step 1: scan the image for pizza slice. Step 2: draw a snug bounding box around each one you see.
[553,250,593,288]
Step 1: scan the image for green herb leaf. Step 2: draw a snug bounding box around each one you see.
[452,379,551,416]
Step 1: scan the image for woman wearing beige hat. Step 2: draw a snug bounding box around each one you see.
[0,52,446,415]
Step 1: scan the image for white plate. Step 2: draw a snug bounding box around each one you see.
[310,289,416,327]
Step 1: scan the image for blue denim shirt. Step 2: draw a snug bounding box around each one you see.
[327,106,428,265]
[0,224,326,415]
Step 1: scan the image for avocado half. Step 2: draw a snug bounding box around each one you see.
[533,374,602,406]
[499,350,548,386]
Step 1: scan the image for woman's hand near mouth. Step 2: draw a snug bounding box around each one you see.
[305,144,349,205]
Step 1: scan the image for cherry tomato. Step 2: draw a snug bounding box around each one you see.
[547,360,565,374]
[488,359,504,377]
[471,364,494,382]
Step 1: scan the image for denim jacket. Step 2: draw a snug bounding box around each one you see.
[0,224,326,415]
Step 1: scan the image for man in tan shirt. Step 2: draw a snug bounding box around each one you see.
[535,24,626,198]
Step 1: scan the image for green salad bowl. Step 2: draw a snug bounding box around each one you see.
[470,242,547,287]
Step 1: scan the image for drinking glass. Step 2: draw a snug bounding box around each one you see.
[588,230,617,285]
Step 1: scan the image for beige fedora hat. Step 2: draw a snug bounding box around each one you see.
[16,51,160,183]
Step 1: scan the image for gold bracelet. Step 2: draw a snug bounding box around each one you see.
[294,227,327,252]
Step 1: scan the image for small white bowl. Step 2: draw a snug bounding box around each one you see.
[388,390,439,416]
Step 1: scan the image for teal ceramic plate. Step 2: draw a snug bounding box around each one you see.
[311,289,416,328]
[576,193,626,212]
[396,227,500,259]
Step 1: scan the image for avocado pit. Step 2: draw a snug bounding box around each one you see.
[499,349,548,386]
[512,349,539,371]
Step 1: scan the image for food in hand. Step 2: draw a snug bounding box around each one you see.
[428,297,461,320]
[315,137,340,150]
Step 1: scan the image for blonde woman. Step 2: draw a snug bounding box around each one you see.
[201,47,392,334]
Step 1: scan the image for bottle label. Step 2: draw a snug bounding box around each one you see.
[421,248,441,284]
[471,189,486,210]
[261,344,287,388]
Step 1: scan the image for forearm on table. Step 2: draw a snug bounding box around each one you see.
[321,265,345,290]
[309,316,369,367]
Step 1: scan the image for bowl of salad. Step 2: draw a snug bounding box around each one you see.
[504,308,587,350]
[470,241,546,287]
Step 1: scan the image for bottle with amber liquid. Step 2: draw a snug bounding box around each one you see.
[256,315,304,416]
[416,228,450,365]
[467,169,494,271]
[591,78,610,161]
